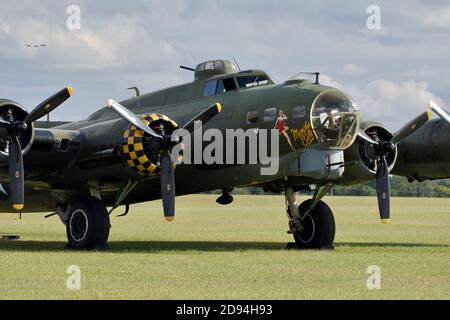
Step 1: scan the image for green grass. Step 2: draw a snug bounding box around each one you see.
[0,195,449,300]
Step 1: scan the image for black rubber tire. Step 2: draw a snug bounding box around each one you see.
[293,200,335,249]
[66,197,110,250]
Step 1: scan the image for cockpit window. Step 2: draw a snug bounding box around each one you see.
[204,78,237,96]
[216,78,237,94]
[237,75,271,89]
[203,80,217,97]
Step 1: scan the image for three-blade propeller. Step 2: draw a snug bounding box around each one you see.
[0,87,73,210]
[429,101,450,125]
[357,111,431,224]
[108,99,222,221]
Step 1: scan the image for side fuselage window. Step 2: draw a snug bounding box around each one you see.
[263,107,277,122]
[293,106,306,118]
[247,111,259,124]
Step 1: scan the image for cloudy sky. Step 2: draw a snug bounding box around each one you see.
[0,0,449,130]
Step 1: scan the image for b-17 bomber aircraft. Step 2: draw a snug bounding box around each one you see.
[1,59,449,250]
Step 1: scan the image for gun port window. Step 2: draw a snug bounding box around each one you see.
[204,61,215,70]
[214,60,225,70]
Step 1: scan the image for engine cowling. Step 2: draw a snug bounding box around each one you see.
[338,121,397,185]
[122,113,183,176]
[391,118,450,181]
[0,100,34,164]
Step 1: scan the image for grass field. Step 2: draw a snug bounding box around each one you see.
[0,195,449,300]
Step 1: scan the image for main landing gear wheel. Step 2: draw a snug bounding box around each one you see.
[66,197,110,250]
[293,200,335,249]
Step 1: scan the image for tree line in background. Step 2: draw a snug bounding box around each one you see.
[229,176,450,198]
[332,176,450,198]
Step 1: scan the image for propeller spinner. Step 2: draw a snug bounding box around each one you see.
[357,110,431,224]
[108,99,222,221]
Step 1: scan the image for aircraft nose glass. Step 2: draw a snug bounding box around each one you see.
[311,89,361,149]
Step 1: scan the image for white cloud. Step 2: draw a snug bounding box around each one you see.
[423,7,450,30]
[0,18,11,33]
[320,74,341,88]
[322,76,445,130]
[343,63,367,76]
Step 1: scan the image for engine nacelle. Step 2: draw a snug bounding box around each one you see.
[392,119,450,181]
[122,113,183,176]
[0,100,34,164]
[338,121,397,185]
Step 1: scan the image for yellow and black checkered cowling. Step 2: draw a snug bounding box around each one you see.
[122,113,182,176]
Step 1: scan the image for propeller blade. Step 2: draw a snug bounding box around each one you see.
[107,99,163,139]
[375,156,390,224]
[182,103,222,132]
[390,111,431,144]
[25,87,73,124]
[429,101,450,125]
[8,137,24,211]
[357,129,377,144]
[160,153,175,221]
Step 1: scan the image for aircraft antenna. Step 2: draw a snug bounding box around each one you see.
[127,87,140,98]
[296,72,321,84]
[233,57,241,71]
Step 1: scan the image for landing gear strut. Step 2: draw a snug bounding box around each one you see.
[285,184,335,249]
[65,197,110,250]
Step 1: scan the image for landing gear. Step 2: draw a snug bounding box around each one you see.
[285,185,336,249]
[292,200,335,249]
[66,197,110,250]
